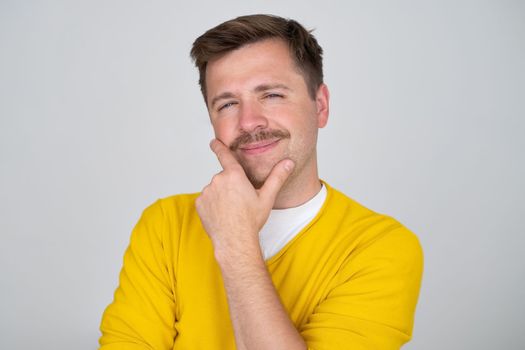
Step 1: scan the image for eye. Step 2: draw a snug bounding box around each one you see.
[265,93,283,99]
[218,101,237,111]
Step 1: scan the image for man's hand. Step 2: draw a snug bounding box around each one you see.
[195,139,294,257]
[195,139,306,350]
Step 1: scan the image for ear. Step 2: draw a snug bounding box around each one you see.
[315,84,329,128]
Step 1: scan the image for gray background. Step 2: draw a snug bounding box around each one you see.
[1,0,524,349]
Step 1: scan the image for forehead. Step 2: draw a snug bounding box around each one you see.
[205,39,304,97]
[209,38,295,70]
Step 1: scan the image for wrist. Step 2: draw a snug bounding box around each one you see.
[214,239,265,271]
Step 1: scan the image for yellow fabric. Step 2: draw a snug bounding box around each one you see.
[100,182,423,349]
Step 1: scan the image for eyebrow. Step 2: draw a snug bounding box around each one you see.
[210,92,236,109]
[254,83,291,93]
[210,83,291,109]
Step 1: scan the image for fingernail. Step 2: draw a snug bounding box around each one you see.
[284,160,294,172]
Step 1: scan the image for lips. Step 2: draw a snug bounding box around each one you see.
[239,139,280,155]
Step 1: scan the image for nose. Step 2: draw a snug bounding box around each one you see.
[238,99,268,132]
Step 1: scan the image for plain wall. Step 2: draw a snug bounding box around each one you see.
[1,0,524,349]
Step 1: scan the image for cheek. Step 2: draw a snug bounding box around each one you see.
[288,107,318,134]
[292,112,320,146]
[211,119,236,144]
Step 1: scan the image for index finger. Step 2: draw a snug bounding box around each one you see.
[210,139,241,170]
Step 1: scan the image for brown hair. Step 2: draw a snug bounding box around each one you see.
[190,14,324,103]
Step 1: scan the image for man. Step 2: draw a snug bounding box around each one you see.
[99,14,423,349]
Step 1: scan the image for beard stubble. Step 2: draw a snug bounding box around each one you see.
[228,128,291,188]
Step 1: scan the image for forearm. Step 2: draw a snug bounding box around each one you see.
[215,245,307,350]
[197,140,302,348]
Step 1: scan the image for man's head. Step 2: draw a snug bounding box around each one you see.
[190,15,329,194]
[190,14,324,104]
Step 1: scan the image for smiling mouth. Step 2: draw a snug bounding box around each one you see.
[239,139,280,155]
[229,129,291,152]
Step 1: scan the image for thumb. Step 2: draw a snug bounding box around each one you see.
[259,158,295,206]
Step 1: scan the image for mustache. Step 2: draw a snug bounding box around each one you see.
[229,129,291,151]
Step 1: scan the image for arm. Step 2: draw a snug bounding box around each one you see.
[196,140,423,349]
[196,139,306,350]
[300,226,424,349]
[215,239,306,350]
[99,201,176,350]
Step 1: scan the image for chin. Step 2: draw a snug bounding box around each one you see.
[240,156,287,189]
[245,171,267,189]
[242,165,272,189]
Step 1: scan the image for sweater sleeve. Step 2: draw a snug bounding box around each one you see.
[300,227,424,350]
[99,201,176,350]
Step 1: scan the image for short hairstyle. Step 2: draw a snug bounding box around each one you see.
[190,14,324,103]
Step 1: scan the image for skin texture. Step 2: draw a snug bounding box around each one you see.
[205,38,329,208]
[195,38,329,350]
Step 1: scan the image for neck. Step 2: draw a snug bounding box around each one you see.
[272,167,322,209]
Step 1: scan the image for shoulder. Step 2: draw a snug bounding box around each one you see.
[321,181,423,264]
[141,192,200,221]
[130,192,201,242]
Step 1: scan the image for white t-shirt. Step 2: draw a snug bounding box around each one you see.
[259,184,327,260]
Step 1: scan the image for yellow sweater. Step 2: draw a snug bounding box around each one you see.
[100,182,423,349]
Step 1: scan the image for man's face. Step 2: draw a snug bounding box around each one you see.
[205,39,328,188]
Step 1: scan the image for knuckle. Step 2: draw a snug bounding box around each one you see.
[216,149,226,160]
[277,170,289,181]
[199,184,210,197]
[211,173,221,184]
